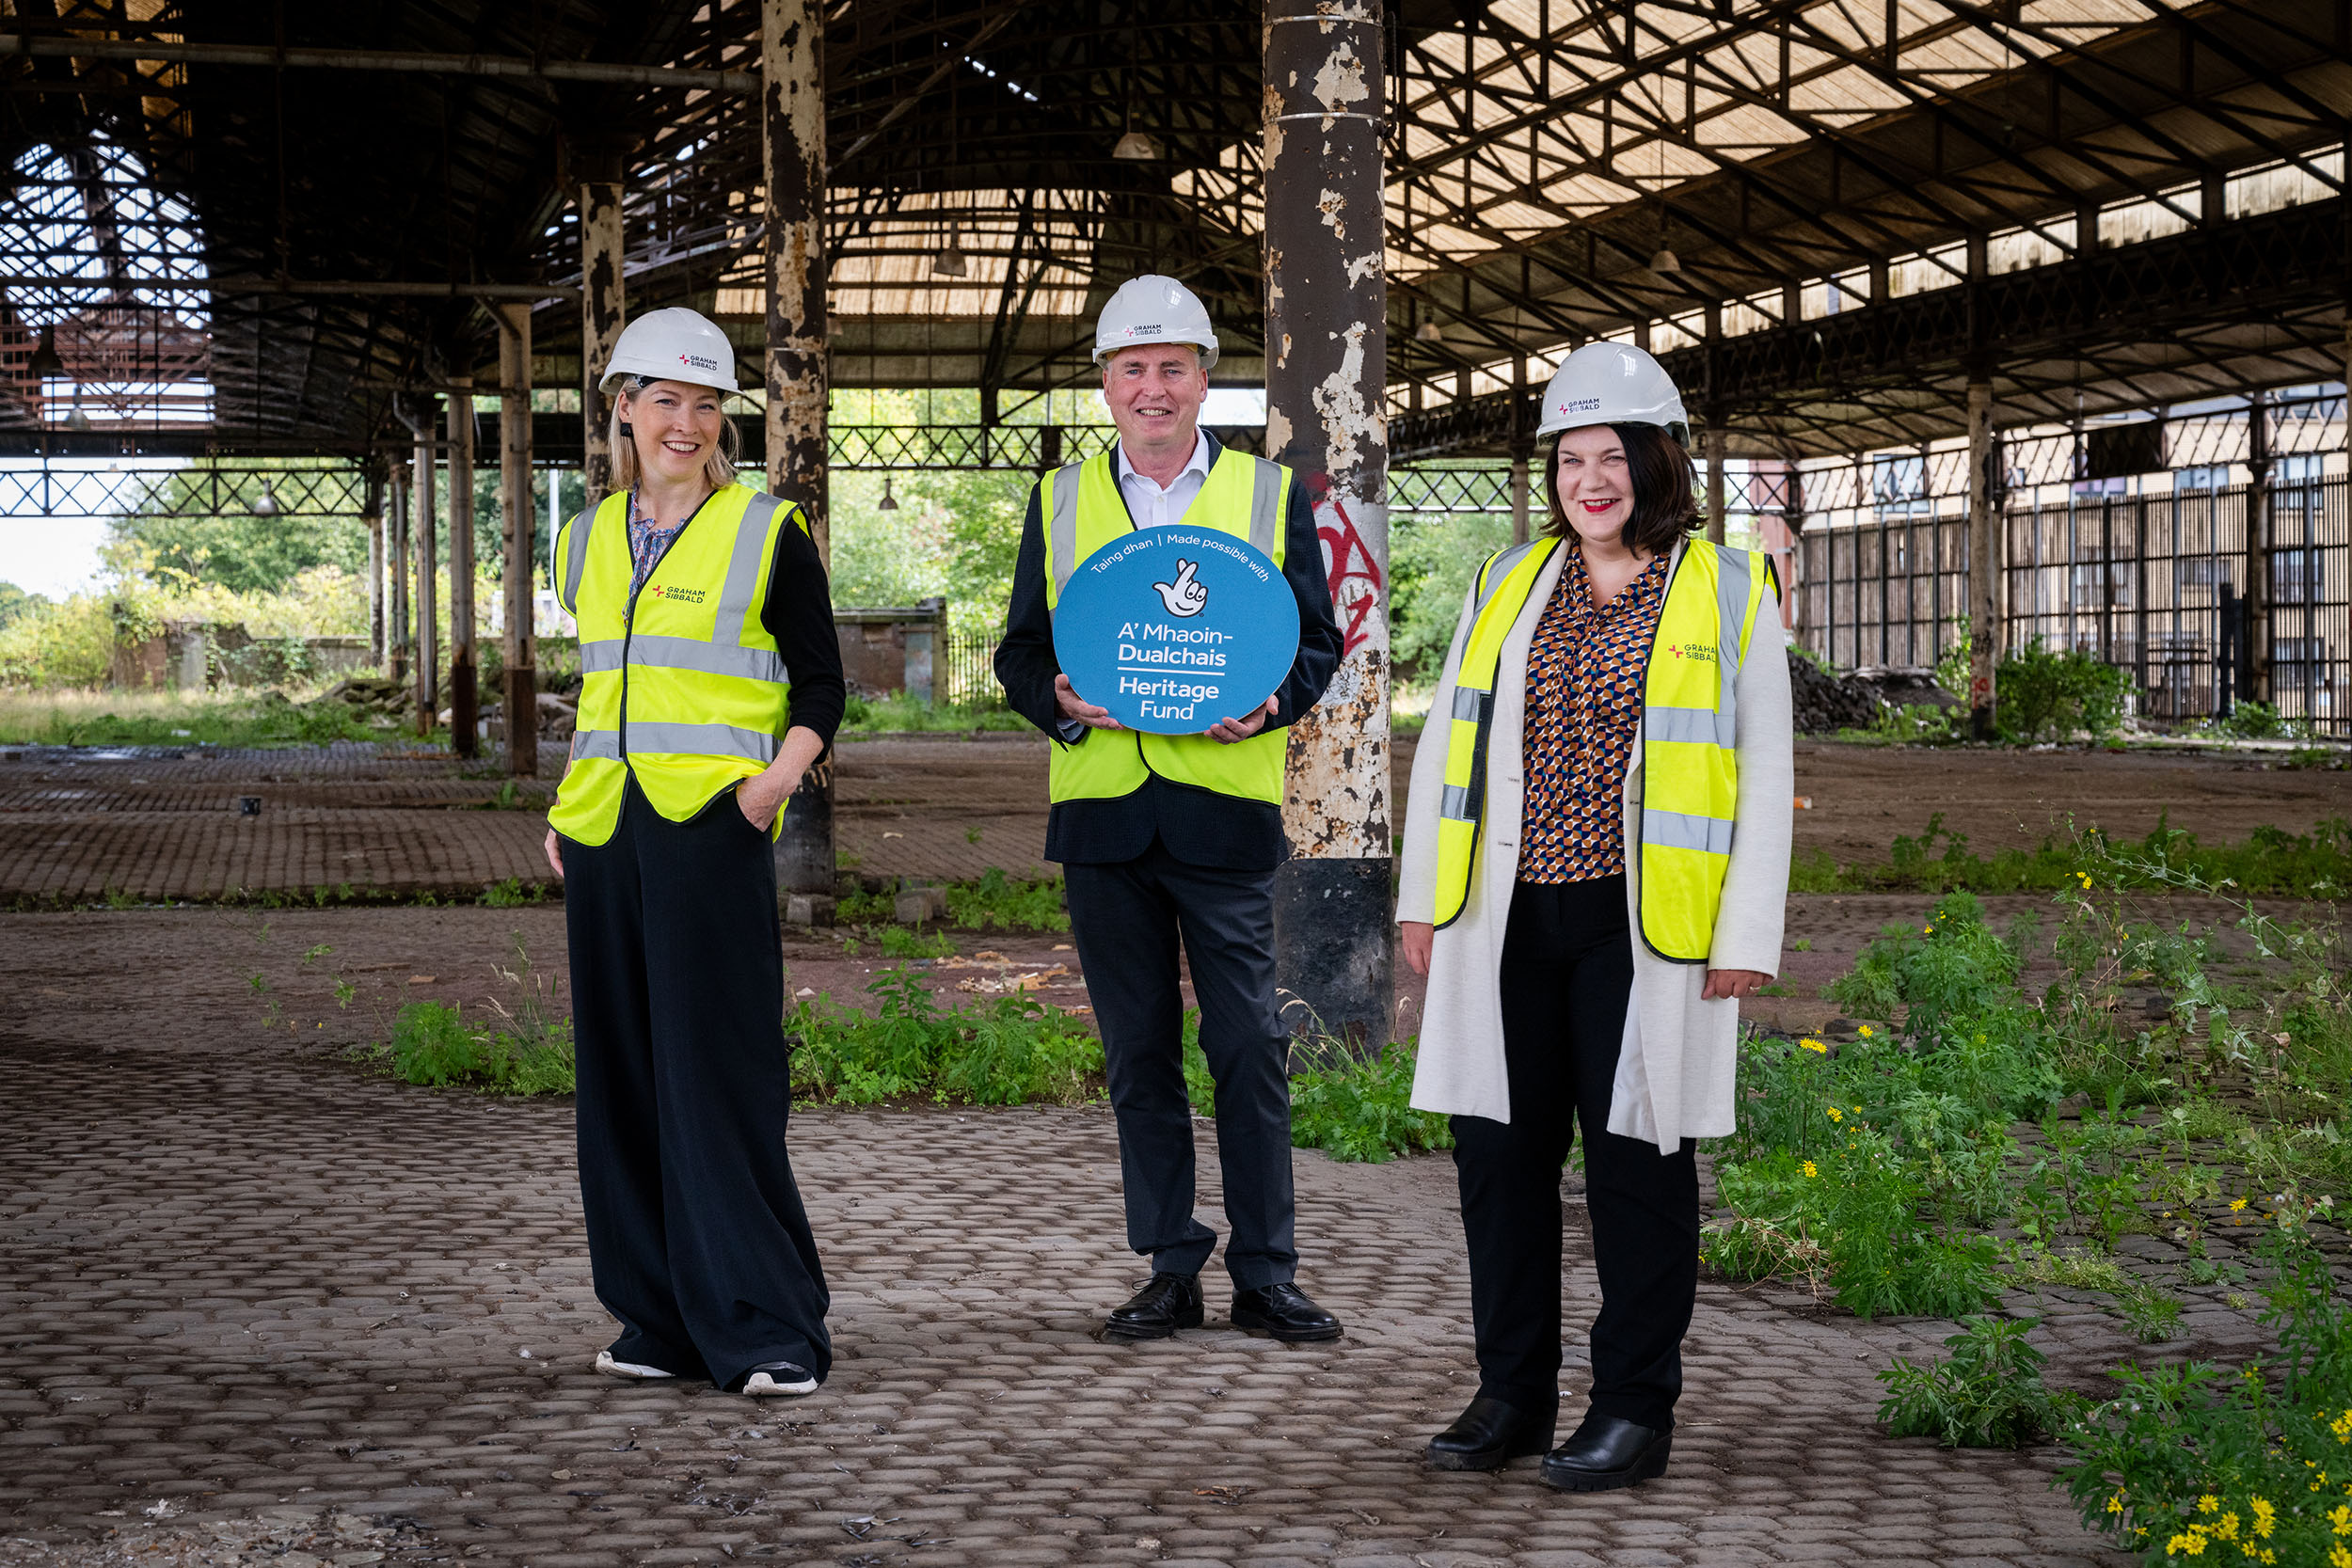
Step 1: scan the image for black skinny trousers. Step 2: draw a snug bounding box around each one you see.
[1451,875,1699,1433]
[1062,839,1298,1290]
[560,778,831,1391]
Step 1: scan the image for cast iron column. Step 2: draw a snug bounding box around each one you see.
[412,413,437,736]
[497,304,538,776]
[763,0,834,899]
[388,461,409,687]
[1704,420,1728,546]
[2244,388,2272,705]
[447,375,478,757]
[1264,0,1391,1050]
[364,466,385,668]
[1965,376,1998,739]
[578,147,627,500]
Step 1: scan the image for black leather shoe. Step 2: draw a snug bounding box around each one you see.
[1540,1413,1673,1492]
[1104,1272,1203,1340]
[1231,1282,1343,1342]
[1426,1396,1553,1471]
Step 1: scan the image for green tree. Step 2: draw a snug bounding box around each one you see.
[0,580,45,628]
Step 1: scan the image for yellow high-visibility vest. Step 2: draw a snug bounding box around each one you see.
[1430,535,1772,961]
[548,483,805,847]
[1037,446,1295,806]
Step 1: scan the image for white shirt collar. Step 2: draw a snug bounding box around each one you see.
[1114,429,1210,489]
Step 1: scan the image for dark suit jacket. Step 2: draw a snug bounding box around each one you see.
[993,432,1343,871]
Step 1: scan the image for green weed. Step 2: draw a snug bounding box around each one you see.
[790,965,1101,1106]
[1877,1316,2079,1449]
[373,1000,575,1095]
[1287,1037,1454,1163]
[874,925,956,960]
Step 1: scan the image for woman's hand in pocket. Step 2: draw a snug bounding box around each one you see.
[737,772,787,832]
[1400,921,1434,976]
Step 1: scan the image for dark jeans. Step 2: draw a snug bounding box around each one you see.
[560,778,831,1390]
[1062,837,1299,1290]
[1451,875,1699,1433]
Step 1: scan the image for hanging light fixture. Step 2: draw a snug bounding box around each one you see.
[1113,128,1162,161]
[249,480,281,518]
[1648,212,1682,276]
[26,325,64,379]
[878,475,901,512]
[1415,318,1444,344]
[62,385,91,431]
[932,223,968,277]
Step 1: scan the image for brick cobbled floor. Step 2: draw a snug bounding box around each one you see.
[0,1025,2130,1568]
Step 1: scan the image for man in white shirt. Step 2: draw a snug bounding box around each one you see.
[993,276,1346,1345]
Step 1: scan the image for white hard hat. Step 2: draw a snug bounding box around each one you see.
[1093,274,1219,370]
[598,307,738,396]
[1535,341,1690,444]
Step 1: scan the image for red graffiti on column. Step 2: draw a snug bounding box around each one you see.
[1304,472,1384,659]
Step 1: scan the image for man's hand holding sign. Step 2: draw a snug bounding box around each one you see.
[1053,525,1300,749]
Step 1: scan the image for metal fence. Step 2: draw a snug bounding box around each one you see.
[1794,476,2349,732]
[940,629,1002,707]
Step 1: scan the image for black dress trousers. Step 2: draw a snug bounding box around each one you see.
[1062,837,1299,1291]
[560,778,831,1390]
[1451,874,1700,1433]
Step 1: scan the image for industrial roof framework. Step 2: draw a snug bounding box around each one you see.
[0,0,2346,467]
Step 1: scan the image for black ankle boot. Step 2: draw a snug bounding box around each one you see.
[1540,1413,1672,1492]
[1426,1396,1553,1471]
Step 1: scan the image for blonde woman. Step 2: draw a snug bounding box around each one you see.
[542,307,844,1399]
[1398,343,1793,1489]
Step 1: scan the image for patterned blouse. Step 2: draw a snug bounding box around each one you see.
[1518,540,1670,883]
[626,489,689,606]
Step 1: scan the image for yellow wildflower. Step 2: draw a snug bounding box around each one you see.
[1827,1106,1844,1123]
[1924,926,1934,934]
[2106,1492,2125,1515]
[2332,1545,2352,1568]
[2201,1496,2220,1514]
[1803,1161,1819,1179]
[1857,1023,1875,1037]
[2232,1197,2249,1212]
[2332,1408,2352,1443]
[2328,1502,2351,1534]
[2169,1528,2208,1557]
[2250,1497,2274,1538]
[2215,1511,2239,1541]
[1799,1037,1828,1054]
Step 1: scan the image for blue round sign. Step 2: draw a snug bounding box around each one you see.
[1053,523,1301,735]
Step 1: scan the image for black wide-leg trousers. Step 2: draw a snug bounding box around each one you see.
[1451,874,1699,1433]
[560,778,831,1390]
[1062,838,1299,1291]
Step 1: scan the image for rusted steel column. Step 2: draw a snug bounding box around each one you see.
[1264,0,1391,1049]
[1705,420,1728,546]
[497,304,539,777]
[364,465,386,667]
[578,150,627,499]
[388,462,410,686]
[763,0,834,898]
[1965,376,1998,740]
[2244,388,2271,705]
[412,416,437,735]
[1509,447,1531,546]
[447,375,478,757]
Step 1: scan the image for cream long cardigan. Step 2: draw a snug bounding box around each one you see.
[1397,537,1795,1151]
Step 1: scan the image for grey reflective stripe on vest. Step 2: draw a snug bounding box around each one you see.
[580,639,624,673]
[1646,703,1736,748]
[716,493,786,644]
[1046,461,1086,605]
[1450,683,1485,722]
[1643,807,1736,855]
[1248,455,1281,558]
[571,728,621,761]
[621,633,787,684]
[1439,783,1477,821]
[558,506,596,615]
[1713,546,1752,745]
[624,721,779,763]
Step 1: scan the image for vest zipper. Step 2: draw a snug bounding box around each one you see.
[614,488,720,765]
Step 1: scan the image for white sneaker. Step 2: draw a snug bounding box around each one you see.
[741,1362,817,1397]
[595,1350,677,1381]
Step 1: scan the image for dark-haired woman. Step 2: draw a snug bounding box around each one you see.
[1396,343,1793,1490]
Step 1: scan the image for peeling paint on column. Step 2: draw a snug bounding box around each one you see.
[579,178,625,500]
[1265,0,1392,1043]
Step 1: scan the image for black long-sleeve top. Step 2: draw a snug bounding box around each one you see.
[761,512,845,748]
[993,433,1343,871]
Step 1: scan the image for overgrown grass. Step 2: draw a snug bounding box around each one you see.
[836,868,1070,932]
[839,692,1028,734]
[790,965,1103,1105]
[362,936,575,1095]
[1790,814,2352,899]
[1878,1316,2080,1449]
[0,687,392,748]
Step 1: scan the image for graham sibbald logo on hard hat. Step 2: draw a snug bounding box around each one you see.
[677,352,721,372]
[1123,324,1164,339]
